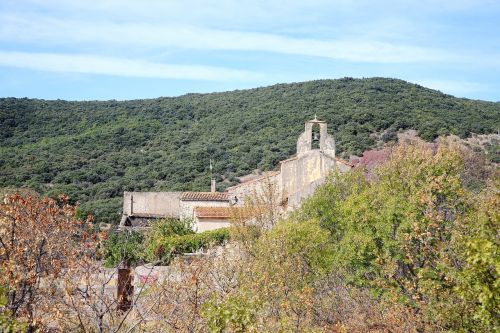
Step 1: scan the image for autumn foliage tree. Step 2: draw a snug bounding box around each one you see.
[0,193,95,331]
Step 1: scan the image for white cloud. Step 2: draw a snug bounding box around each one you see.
[0,51,262,81]
[0,15,480,65]
[1,0,499,68]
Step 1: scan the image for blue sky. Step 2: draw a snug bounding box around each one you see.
[0,0,499,101]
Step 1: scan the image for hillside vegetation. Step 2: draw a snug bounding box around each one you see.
[2,139,497,332]
[1,78,499,223]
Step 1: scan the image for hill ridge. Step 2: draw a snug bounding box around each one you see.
[3,78,498,103]
[1,77,499,223]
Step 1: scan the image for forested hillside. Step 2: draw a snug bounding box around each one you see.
[1,78,499,223]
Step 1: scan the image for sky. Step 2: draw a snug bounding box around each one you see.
[0,0,499,101]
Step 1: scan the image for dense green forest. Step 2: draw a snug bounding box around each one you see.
[1,78,499,223]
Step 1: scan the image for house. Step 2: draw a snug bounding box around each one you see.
[119,117,352,232]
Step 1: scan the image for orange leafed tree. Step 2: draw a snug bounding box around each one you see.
[0,193,95,331]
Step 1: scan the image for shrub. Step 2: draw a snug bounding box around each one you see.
[452,186,499,331]
[149,228,230,265]
[150,217,195,238]
[144,218,194,261]
[203,294,259,333]
[102,230,145,267]
[298,140,498,331]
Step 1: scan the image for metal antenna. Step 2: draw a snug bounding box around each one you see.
[210,158,216,192]
[209,158,213,179]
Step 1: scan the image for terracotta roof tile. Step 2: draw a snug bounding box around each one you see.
[181,192,229,202]
[194,207,232,218]
[194,206,260,220]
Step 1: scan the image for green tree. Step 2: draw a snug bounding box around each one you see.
[452,185,499,331]
[102,229,145,267]
[298,140,498,331]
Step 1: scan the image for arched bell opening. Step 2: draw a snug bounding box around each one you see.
[311,123,321,150]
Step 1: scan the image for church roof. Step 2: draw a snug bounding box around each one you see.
[181,192,229,201]
[226,171,280,190]
[279,154,353,167]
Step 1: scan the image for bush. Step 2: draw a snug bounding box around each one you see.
[150,217,195,238]
[144,218,194,261]
[453,186,499,331]
[102,218,230,267]
[149,228,230,265]
[171,228,230,254]
[102,230,145,267]
[298,140,498,331]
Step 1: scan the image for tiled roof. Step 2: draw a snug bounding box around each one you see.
[194,207,232,219]
[181,192,229,202]
[194,206,259,220]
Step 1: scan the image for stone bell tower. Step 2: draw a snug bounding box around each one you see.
[296,115,336,157]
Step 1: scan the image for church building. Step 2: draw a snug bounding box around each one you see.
[119,117,352,232]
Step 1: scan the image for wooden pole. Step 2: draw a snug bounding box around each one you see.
[117,266,133,312]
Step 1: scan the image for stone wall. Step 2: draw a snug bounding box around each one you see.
[227,171,281,206]
[123,192,181,218]
[287,177,326,209]
[280,150,336,201]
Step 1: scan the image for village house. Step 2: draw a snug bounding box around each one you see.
[119,117,352,232]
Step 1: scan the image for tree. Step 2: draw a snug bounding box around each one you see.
[0,193,95,331]
[298,139,499,331]
[452,183,499,331]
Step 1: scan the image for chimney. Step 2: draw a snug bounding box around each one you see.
[211,178,216,192]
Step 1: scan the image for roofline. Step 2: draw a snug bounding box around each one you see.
[197,215,231,219]
[226,170,281,190]
[279,156,298,164]
[180,192,230,201]
[124,191,181,195]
